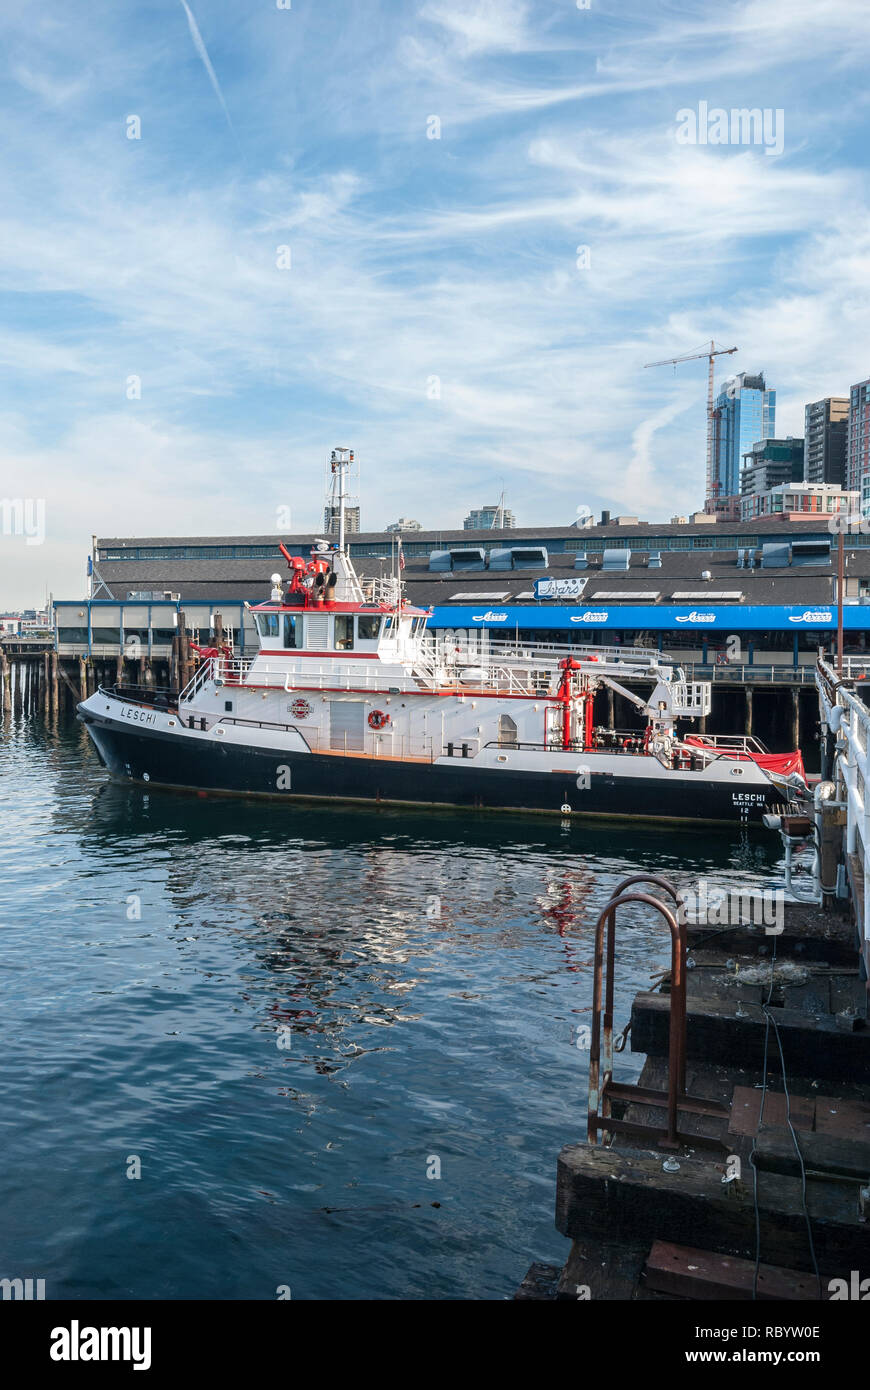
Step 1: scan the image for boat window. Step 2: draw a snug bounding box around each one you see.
[283,614,300,649]
[334,614,354,650]
[382,615,394,637]
[357,615,381,641]
[256,612,279,640]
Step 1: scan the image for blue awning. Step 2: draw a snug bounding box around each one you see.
[428,603,869,632]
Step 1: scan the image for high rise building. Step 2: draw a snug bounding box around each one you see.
[740,481,857,522]
[712,373,776,499]
[740,438,804,497]
[463,504,516,530]
[804,397,848,486]
[847,377,870,514]
[323,505,360,535]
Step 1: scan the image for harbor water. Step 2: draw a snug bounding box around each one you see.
[0,715,789,1299]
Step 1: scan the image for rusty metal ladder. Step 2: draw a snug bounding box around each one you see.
[587,874,728,1151]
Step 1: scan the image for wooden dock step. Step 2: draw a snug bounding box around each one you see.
[687,907,856,965]
[556,1142,868,1271]
[631,991,870,1079]
[644,1241,820,1301]
[729,1085,870,1140]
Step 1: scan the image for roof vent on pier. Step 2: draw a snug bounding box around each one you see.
[449,547,486,571]
[488,546,549,571]
[791,538,832,567]
[602,548,631,571]
[761,541,790,569]
[428,547,486,572]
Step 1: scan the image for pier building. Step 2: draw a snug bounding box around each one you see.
[10,512,869,739]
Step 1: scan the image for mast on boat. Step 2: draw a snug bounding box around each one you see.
[328,447,356,560]
[324,447,364,603]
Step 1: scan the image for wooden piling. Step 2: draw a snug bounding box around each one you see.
[820,801,847,909]
[170,633,179,692]
[178,609,192,692]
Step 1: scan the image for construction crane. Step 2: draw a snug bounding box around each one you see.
[644,341,738,507]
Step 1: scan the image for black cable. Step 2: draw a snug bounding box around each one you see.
[765,1006,822,1297]
[749,931,821,1299]
[750,932,776,1300]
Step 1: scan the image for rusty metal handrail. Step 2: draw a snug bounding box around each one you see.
[594,874,682,1090]
[587,876,727,1152]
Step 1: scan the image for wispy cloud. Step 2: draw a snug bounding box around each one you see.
[177,0,241,151]
[0,0,868,603]
[420,0,534,57]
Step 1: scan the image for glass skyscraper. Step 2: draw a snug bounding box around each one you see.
[847,377,870,514]
[712,372,776,498]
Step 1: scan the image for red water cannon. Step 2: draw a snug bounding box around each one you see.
[279,543,335,606]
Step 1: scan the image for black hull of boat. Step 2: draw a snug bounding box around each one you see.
[78,707,791,828]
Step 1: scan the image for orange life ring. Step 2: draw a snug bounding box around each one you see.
[368,709,390,730]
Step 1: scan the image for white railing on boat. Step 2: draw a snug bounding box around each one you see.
[682,732,769,755]
[816,655,870,950]
[359,576,403,607]
[179,640,701,702]
[182,656,559,697]
[485,637,662,667]
[432,636,664,672]
[179,660,214,703]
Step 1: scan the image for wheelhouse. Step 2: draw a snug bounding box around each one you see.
[250,604,430,656]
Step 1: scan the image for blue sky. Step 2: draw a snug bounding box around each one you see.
[2,0,869,604]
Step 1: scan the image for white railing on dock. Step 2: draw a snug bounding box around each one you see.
[681,662,818,685]
[817,655,870,948]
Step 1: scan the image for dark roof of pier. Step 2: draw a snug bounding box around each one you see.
[88,542,870,609]
[97,515,848,549]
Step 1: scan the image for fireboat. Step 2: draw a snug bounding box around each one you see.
[78,454,808,827]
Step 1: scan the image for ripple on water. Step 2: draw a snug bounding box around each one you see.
[0,716,791,1297]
